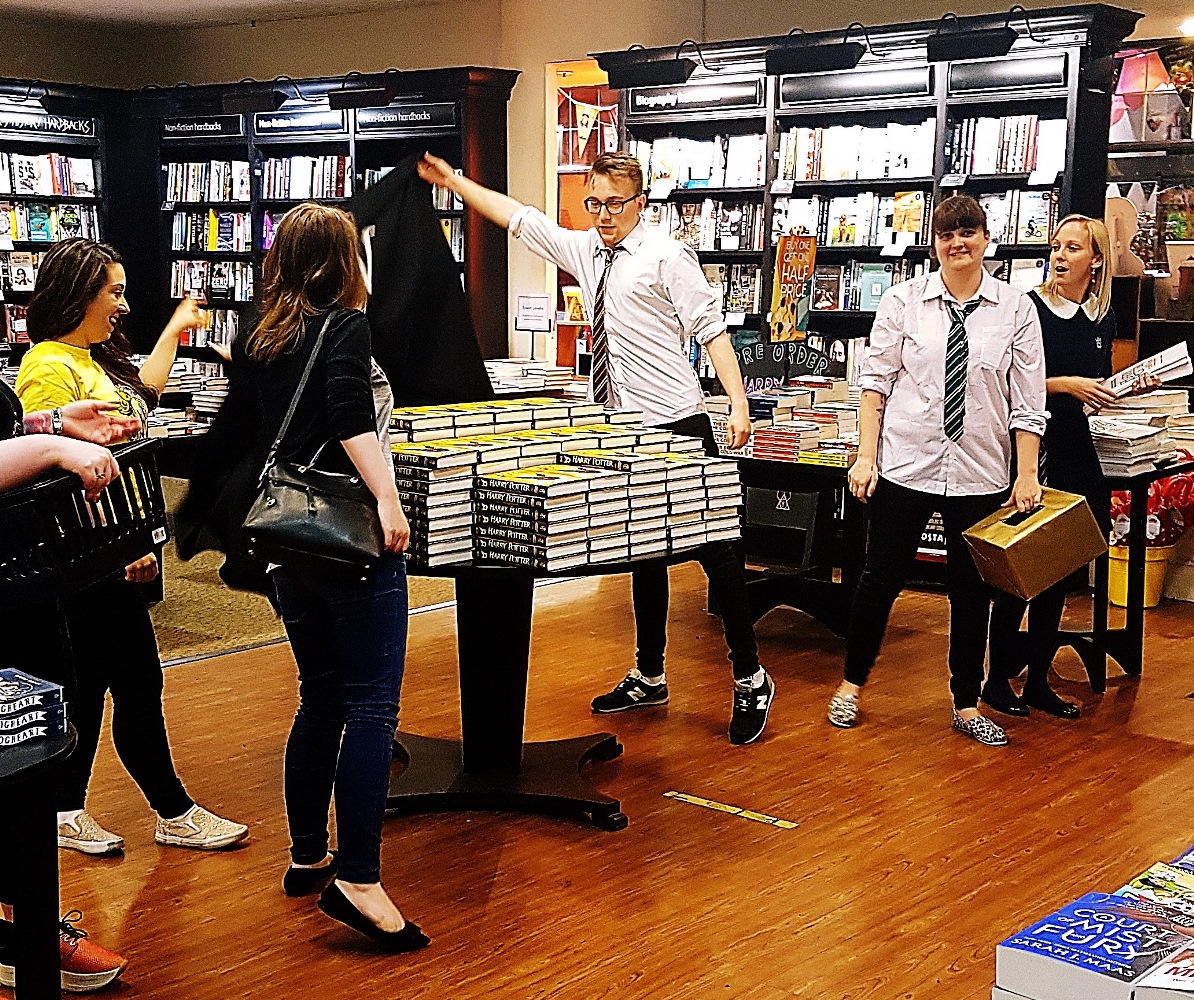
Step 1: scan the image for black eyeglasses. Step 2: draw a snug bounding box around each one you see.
[583,195,642,215]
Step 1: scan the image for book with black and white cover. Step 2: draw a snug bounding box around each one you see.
[1103,344,1193,398]
[390,441,480,469]
[0,703,67,745]
[1135,945,1194,997]
[0,668,64,716]
[394,475,473,496]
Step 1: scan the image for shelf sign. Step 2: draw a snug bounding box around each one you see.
[161,114,245,139]
[0,109,96,139]
[356,103,456,132]
[253,109,347,136]
[628,78,764,115]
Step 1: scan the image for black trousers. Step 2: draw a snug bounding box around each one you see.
[631,412,759,682]
[843,478,1004,710]
[41,574,193,818]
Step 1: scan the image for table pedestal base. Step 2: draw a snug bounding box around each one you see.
[387,732,628,831]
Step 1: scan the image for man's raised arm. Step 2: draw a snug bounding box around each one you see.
[417,152,523,230]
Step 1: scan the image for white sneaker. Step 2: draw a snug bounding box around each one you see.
[154,805,248,850]
[58,811,124,855]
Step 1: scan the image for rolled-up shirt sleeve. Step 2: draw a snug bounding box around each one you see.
[1007,296,1049,438]
[856,288,906,398]
[663,243,725,347]
[509,205,592,280]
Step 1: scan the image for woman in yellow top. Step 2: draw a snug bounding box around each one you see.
[16,238,248,856]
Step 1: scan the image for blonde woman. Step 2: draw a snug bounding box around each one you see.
[984,214,1157,719]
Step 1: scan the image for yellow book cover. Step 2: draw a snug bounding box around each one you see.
[769,235,816,343]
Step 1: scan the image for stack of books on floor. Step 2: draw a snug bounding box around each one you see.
[1090,416,1178,477]
[993,847,1194,999]
[483,358,577,394]
[0,669,67,748]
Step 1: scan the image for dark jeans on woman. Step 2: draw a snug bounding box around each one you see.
[40,574,194,818]
[272,552,408,885]
[843,477,1004,710]
[631,412,759,682]
[987,583,1068,691]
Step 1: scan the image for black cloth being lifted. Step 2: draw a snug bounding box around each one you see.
[349,153,494,406]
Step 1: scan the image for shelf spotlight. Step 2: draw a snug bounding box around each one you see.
[221,89,287,114]
[327,70,400,110]
[595,40,716,90]
[927,6,1037,63]
[766,23,874,77]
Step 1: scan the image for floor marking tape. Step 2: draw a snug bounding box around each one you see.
[663,791,798,829]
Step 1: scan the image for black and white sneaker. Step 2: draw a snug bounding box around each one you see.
[729,670,775,745]
[591,669,669,714]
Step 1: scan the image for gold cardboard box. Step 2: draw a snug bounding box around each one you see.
[963,489,1109,601]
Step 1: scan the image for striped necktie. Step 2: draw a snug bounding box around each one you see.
[943,298,981,442]
[591,244,624,408]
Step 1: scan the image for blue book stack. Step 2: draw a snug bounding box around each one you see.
[0,668,67,748]
[996,892,1194,1000]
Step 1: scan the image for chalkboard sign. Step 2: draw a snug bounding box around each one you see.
[725,330,849,391]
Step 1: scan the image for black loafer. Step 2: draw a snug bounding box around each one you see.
[284,851,338,897]
[318,883,430,952]
[981,682,1029,717]
[1024,687,1080,719]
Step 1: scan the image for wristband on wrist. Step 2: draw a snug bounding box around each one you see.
[51,408,64,435]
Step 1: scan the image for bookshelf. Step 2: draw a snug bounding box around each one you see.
[599,4,1141,383]
[122,67,519,361]
[0,84,115,360]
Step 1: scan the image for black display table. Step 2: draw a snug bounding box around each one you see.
[390,552,709,831]
[0,730,76,1000]
[735,458,867,637]
[1056,460,1194,692]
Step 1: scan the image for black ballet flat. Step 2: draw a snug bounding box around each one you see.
[318,883,430,952]
[284,851,339,897]
[981,682,1030,718]
[1024,687,1081,719]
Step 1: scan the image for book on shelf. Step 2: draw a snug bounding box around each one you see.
[700,263,761,315]
[261,155,352,200]
[170,260,253,301]
[439,215,464,263]
[645,199,765,252]
[776,120,935,182]
[810,258,928,311]
[170,210,251,253]
[164,160,250,204]
[0,152,98,198]
[855,262,895,311]
[1,201,101,243]
[773,191,932,248]
[630,134,768,192]
[769,234,816,343]
[945,116,1067,176]
[7,251,37,292]
[2,305,29,344]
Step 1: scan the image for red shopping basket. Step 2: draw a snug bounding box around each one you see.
[0,440,168,607]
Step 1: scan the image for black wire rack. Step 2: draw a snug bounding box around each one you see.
[0,440,168,607]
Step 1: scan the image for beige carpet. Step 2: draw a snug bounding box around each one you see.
[151,478,456,663]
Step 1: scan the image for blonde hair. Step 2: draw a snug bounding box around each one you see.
[244,203,368,363]
[1041,214,1113,322]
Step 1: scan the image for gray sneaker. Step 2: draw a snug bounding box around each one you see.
[155,805,248,850]
[952,711,1008,747]
[58,811,124,855]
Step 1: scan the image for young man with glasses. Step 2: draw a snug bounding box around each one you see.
[417,150,774,745]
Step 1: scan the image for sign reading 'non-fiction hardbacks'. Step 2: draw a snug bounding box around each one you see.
[0,109,96,139]
[628,78,764,115]
[253,109,347,136]
[356,103,456,132]
[161,115,245,140]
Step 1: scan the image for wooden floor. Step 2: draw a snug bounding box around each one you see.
[56,565,1194,999]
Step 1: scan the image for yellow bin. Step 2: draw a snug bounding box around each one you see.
[1109,545,1173,608]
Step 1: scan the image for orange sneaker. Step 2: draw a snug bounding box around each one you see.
[0,911,126,992]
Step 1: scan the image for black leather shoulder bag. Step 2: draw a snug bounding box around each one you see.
[243,311,385,575]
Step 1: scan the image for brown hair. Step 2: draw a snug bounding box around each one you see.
[932,194,988,239]
[586,152,644,196]
[243,203,368,363]
[26,238,159,407]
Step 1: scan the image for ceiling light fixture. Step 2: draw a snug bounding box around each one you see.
[766,23,876,77]
[1180,16,1194,36]
[927,5,1037,63]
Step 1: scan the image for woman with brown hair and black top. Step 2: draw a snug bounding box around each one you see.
[15,237,248,855]
[233,202,426,952]
[825,195,1048,747]
[983,214,1159,719]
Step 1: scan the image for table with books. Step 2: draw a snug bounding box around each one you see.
[384,399,745,830]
